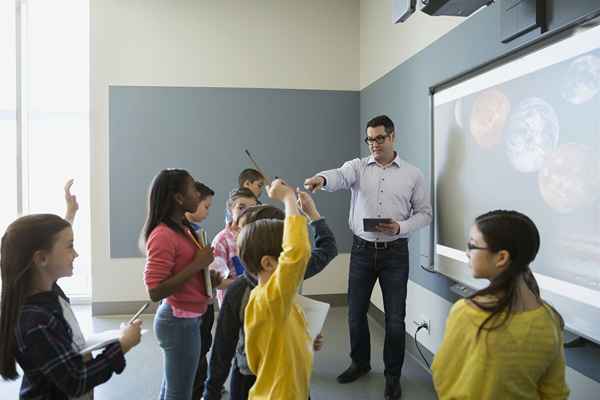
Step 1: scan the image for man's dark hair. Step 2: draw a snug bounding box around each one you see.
[366,115,394,135]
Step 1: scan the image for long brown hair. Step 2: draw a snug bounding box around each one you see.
[468,210,564,337]
[0,214,70,380]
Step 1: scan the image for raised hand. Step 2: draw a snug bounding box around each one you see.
[267,178,295,202]
[64,179,79,224]
[296,188,321,221]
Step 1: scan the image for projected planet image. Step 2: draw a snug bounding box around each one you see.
[538,143,600,213]
[506,98,560,173]
[469,89,511,148]
[561,54,600,105]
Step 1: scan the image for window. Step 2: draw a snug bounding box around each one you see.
[0,0,17,236]
[1,0,90,299]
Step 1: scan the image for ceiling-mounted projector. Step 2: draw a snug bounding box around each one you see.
[421,0,493,17]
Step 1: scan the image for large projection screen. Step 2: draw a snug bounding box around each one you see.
[433,25,600,343]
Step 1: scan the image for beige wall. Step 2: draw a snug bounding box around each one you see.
[302,255,350,295]
[359,0,463,89]
[90,0,359,303]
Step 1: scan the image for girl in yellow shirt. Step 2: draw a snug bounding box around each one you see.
[432,210,570,400]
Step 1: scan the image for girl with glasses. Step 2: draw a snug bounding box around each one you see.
[432,210,569,400]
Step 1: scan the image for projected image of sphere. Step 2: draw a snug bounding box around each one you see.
[506,98,559,173]
[538,143,600,213]
[469,89,511,149]
[454,99,464,128]
[561,54,600,105]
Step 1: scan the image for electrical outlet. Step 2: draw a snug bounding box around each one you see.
[413,314,431,335]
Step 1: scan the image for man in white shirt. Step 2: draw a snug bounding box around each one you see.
[305,115,432,400]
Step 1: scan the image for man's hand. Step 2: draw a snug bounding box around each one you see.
[376,221,401,236]
[303,176,325,193]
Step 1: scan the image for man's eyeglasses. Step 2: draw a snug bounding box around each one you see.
[364,134,391,145]
[466,243,489,252]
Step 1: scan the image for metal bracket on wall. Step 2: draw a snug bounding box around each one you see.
[500,0,546,43]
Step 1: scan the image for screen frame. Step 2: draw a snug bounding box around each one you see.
[428,20,600,345]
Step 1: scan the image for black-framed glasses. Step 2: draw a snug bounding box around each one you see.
[467,243,489,252]
[364,134,391,145]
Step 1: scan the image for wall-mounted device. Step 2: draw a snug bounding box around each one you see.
[393,0,417,23]
[421,0,493,17]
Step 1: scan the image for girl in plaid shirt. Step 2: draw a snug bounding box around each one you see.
[212,188,258,306]
[0,214,142,399]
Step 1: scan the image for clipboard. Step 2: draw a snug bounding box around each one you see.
[80,329,148,354]
[188,229,213,298]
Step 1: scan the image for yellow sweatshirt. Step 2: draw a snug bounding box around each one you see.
[244,215,312,400]
[432,299,569,400]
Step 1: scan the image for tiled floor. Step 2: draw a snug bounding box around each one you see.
[1,306,437,399]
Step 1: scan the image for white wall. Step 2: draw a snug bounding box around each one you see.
[371,280,452,353]
[359,0,463,89]
[90,0,359,304]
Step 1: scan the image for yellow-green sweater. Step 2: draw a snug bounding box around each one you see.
[432,299,569,400]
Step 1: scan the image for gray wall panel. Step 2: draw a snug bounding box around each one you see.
[110,86,359,258]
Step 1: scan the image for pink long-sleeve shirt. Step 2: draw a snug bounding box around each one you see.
[144,224,210,315]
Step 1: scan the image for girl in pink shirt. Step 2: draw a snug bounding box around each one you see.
[212,187,258,306]
[142,169,216,400]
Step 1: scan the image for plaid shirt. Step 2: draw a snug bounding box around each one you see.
[15,289,126,399]
[212,226,239,305]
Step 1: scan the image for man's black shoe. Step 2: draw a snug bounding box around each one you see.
[336,363,371,384]
[384,375,402,399]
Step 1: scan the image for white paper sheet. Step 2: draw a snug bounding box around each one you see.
[79,329,148,354]
[296,295,330,341]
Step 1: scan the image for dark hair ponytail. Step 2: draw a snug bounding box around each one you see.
[139,169,198,253]
[0,214,70,380]
[468,210,563,337]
